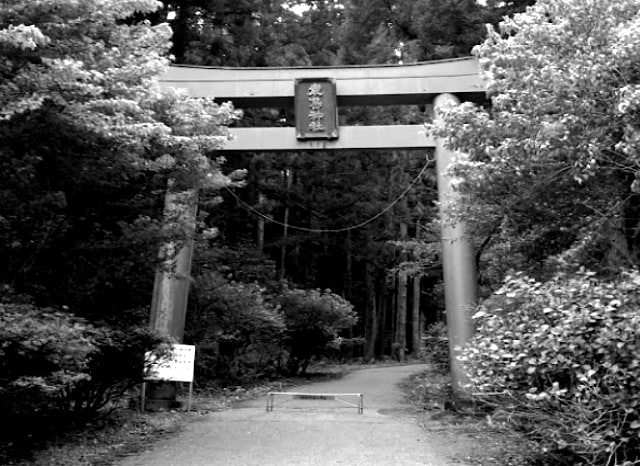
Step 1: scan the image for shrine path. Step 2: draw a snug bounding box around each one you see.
[117,364,473,466]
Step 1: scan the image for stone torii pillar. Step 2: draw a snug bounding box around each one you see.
[147,184,198,409]
[434,93,477,397]
[149,185,198,341]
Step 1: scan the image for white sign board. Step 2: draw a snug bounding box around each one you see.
[145,344,195,382]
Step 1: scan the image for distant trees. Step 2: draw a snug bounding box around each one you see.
[336,0,488,63]
[161,0,535,68]
[162,0,536,362]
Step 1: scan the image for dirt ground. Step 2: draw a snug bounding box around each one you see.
[113,364,515,466]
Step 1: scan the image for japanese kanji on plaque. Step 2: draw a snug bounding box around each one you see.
[295,78,338,140]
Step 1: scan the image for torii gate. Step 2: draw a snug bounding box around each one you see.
[154,57,485,395]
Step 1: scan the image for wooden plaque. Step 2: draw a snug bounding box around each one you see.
[295,78,338,140]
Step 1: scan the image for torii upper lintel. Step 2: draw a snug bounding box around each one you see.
[160,56,486,108]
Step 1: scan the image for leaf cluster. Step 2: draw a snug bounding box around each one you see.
[278,286,358,375]
[461,271,640,465]
[186,269,286,383]
[0,302,170,461]
[430,0,640,280]
[186,247,359,382]
[0,0,241,321]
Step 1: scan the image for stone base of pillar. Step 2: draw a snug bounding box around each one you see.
[144,382,181,411]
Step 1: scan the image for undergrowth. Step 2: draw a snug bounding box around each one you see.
[6,366,348,466]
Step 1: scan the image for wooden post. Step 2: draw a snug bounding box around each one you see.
[434,93,477,398]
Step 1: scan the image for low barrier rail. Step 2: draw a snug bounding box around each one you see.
[266,392,364,414]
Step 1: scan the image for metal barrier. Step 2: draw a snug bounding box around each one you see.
[266,392,363,414]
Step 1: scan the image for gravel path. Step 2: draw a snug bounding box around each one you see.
[118,364,470,466]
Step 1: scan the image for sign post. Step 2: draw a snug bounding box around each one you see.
[143,344,196,412]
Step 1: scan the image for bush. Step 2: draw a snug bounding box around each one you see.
[325,337,365,362]
[278,287,358,375]
[186,272,286,384]
[0,302,168,459]
[420,322,450,371]
[460,270,640,466]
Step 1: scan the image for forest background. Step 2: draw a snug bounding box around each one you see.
[1,0,535,383]
[7,0,640,465]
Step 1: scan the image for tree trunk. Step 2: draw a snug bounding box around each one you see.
[604,210,633,270]
[395,270,407,361]
[344,230,353,300]
[412,274,422,354]
[380,288,391,357]
[394,221,409,361]
[411,218,423,354]
[375,288,385,358]
[364,261,377,361]
[279,168,293,281]
[257,193,265,251]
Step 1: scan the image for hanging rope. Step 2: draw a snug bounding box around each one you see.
[223,154,433,234]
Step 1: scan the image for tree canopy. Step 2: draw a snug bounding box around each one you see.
[431,0,640,281]
[435,2,640,461]
[0,0,240,320]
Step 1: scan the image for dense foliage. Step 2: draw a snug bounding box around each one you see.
[186,270,286,383]
[431,0,640,282]
[0,301,169,461]
[0,0,240,319]
[279,286,358,375]
[0,0,239,457]
[186,242,359,382]
[431,0,640,463]
[462,272,640,465]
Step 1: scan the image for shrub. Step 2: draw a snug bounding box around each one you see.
[325,337,365,362]
[420,322,450,371]
[278,287,358,375]
[0,302,168,459]
[460,270,640,465]
[186,272,286,384]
